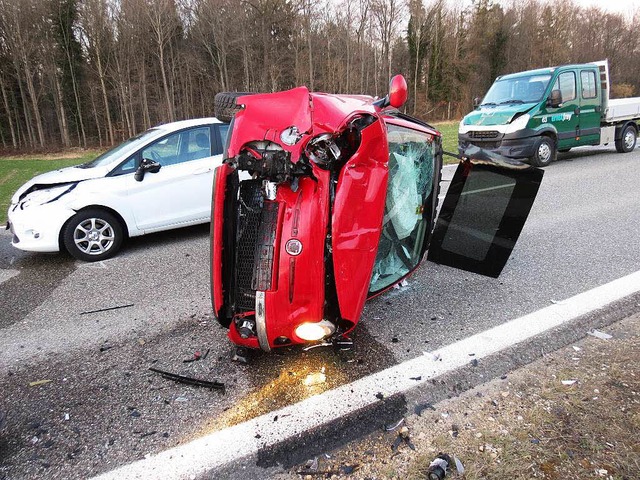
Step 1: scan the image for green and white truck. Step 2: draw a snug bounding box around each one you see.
[458,60,640,166]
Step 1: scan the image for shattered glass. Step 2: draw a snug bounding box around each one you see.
[369,126,435,292]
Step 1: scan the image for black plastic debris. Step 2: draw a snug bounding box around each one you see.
[415,402,436,416]
[80,303,134,315]
[100,342,114,352]
[375,392,384,400]
[470,358,478,367]
[391,426,415,452]
[149,367,225,391]
[426,453,452,479]
[384,418,405,431]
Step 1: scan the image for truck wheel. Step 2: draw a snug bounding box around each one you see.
[214,92,254,123]
[530,136,556,167]
[615,124,637,153]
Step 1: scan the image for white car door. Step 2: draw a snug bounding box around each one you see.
[127,126,221,232]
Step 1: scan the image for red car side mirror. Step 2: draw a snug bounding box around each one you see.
[388,75,408,108]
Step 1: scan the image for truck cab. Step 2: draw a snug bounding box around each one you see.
[459,61,639,166]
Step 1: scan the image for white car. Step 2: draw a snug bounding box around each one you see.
[7,118,229,261]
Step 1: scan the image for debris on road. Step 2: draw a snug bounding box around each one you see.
[426,453,452,479]
[384,418,405,431]
[182,349,210,363]
[149,367,225,391]
[28,379,52,387]
[424,351,442,361]
[303,367,326,386]
[588,329,612,340]
[79,303,134,315]
[100,342,114,352]
[415,401,436,416]
[391,426,415,452]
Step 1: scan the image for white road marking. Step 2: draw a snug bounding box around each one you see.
[93,270,640,480]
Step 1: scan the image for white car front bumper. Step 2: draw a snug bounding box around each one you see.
[7,202,76,253]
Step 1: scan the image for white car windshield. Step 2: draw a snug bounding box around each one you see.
[78,129,162,168]
[482,74,552,106]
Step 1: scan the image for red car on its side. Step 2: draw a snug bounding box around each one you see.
[210,77,543,355]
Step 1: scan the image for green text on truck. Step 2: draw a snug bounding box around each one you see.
[458,60,640,166]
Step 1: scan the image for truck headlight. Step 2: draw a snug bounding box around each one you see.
[458,119,471,135]
[504,114,530,134]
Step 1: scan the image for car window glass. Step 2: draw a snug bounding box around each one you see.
[553,72,576,102]
[580,70,597,99]
[141,127,211,167]
[218,124,229,154]
[110,155,138,176]
[369,124,435,293]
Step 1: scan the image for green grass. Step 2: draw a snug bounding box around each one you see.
[432,120,460,163]
[0,151,101,224]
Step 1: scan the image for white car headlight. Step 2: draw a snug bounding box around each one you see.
[20,184,76,209]
[504,114,530,134]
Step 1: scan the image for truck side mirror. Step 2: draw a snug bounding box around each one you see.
[547,90,563,108]
[473,97,482,108]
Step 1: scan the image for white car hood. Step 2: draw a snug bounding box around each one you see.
[11,165,110,204]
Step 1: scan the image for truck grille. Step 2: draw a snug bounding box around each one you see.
[469,130,500,139]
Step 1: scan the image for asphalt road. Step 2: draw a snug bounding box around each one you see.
[1,144,639,479]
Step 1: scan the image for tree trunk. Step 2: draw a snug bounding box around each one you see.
[53,71,71,147]
[95,51,114,145]
[22,61,45,147]
[0,76,18,148]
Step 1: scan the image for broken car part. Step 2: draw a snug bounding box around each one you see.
[149,368,224,391]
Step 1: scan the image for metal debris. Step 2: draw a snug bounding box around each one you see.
[149,368,225,391]
[79,303,134,315]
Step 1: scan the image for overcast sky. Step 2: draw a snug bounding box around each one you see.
[454,0,640,16]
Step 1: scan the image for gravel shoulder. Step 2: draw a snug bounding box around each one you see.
[280,313,640,480]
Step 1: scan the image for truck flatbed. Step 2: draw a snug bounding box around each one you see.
[605,98,640,123]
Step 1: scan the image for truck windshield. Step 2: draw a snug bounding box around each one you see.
[482,74,552,105]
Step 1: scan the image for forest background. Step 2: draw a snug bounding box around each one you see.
[0,0,638,152]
